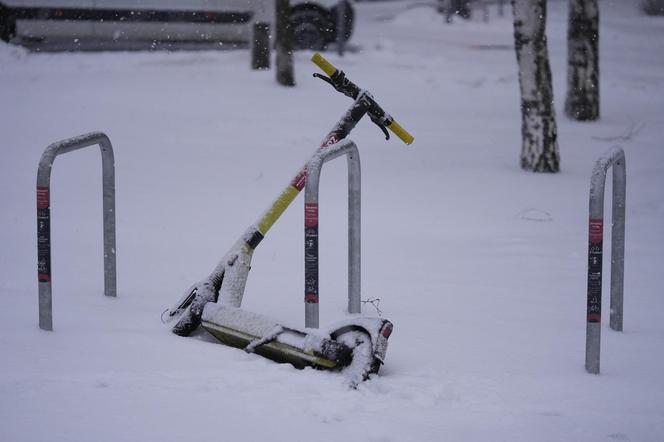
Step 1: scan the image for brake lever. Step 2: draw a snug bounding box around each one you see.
[313,71,358,100]
[371,117,390,140]
[313,72,334,87]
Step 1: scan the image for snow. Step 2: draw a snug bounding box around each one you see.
[2,0,664,440]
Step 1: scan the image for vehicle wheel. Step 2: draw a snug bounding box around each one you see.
[330,1,354,43]
[289,8,331,51]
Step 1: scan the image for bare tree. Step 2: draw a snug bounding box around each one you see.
[251,22,271,70]
[276,0,295,86]
[512,0,560,173]
[565,0,599,120]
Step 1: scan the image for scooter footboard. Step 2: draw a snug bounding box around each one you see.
[201,303,394,383]
[201,304,352,369]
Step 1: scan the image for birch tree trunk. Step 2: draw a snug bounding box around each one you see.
[512,0,560,173]
[565,0,599,120]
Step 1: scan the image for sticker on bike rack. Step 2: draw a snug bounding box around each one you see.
[589,219,603,244]
[304,222,319,304]
[37,186,49,209]
[305,293,319,303]
[37,187,51,282]
[587,218,603,322]
[305,203,318,227]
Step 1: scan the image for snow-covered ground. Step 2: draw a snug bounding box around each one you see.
[2,0,664,440]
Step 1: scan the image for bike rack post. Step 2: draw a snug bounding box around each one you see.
[36,132,117,331]
[304,139,360,329]
[586,146,626,374]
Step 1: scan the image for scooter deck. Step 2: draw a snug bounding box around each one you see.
[202,320,345,369]
[200,302,355,371]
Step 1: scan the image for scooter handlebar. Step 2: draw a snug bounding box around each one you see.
[311,52,337,77]
[386,119,414,145]
[311,53,414,146]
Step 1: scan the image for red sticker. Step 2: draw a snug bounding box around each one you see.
[305,203,318,227]
[589,219,603,244]
[322,134,339,147]
[587,313,601,323]
[37,187,50,209]
[38,274,51,283]
[382,323,393,339]
[291,168,307,191]
[305,293,318,303]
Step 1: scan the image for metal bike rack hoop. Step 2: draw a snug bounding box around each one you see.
[585,146,626,374]
[304,139,361,329]
[36,131,117,331]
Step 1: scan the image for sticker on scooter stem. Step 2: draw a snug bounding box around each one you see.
[291,169,307,191]
[322,134,339,147]
[290,135,340,191]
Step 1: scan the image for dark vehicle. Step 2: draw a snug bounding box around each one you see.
[0,0,353,50]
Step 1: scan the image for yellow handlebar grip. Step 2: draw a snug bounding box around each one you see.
[311,53,337,77]
[387,120,414,145]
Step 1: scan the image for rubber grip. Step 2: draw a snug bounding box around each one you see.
[387,120,414,145]
[311,53,337,77]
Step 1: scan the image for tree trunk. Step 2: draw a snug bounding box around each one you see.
[251,22,271,70]
[565,0,599,121]
[276,0,295,87]
[512,0,560,173]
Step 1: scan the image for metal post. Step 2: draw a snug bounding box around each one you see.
[586,146,626,374]
[36,132,116,331]
[304,139,361,329]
